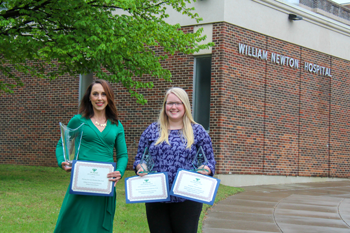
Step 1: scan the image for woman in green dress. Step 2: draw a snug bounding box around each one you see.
[54,79,128,233]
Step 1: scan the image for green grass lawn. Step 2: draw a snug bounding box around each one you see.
[0,164,243,233]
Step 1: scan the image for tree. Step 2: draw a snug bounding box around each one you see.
[0,0,213,104]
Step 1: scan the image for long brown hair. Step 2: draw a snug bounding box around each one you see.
[79,79,119,125]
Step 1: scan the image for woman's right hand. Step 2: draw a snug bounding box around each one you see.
[136,164,148,177]
[61,162,72,172]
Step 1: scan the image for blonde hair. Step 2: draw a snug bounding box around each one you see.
[155,87,196,149]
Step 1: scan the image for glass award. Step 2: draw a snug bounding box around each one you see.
[139,147,157,173]
[191,146,209,173]
[59,122,84,168]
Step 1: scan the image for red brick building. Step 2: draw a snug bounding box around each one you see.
[1,0,350,185]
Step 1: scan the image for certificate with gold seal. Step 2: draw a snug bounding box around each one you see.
[69,160,116,197]
[125,173,170,203]
[170,169,220,205]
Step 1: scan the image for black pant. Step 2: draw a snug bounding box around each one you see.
[145,200,203,233]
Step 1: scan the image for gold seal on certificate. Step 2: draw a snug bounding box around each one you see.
[69,160,116,196]
[170,169,220,205]
[125,173,170,203]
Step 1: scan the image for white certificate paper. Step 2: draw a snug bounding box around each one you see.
[70,160,116,196]
[125,173,170,203]
[170,169,220,205]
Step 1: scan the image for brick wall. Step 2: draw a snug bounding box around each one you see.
[111,27,196,169]
[209,22,349,177]
[1,22,350,178]
[265,38,300,176]
[299,48,331,176]
[0,73,79,166]
[330,57,350,177]
[211,23,266,175]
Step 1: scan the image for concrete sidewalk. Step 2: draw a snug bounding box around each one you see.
[203,180,350,233]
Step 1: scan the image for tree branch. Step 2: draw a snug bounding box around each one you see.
[1,0,53,19]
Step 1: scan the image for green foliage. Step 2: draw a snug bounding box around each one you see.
[0,0,213,104]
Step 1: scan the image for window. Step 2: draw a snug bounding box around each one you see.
[79,73,93,103]
[193,56,212,131]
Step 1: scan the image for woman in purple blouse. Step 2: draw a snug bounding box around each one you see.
[133,87,216,233]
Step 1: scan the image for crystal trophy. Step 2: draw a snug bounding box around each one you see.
[139,147,157,173]
[191,146,209,173]
[59,122,84,168]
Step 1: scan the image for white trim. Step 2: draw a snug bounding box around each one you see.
[194,24,213,55]
[254,0,350,36]
[165,0,350,61]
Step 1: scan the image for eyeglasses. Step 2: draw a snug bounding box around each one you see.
[166,102,183,107]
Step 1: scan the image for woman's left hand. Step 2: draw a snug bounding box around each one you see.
[107,171,122,187]
[197,165,211,176]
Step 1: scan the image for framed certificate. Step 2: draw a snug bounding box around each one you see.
[125,172,170,204]
[170,169,220,205]
[69,160,116,197]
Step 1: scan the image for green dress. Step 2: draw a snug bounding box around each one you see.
[54,114,128,233]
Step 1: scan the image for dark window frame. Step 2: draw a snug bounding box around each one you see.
[193,55,212,131]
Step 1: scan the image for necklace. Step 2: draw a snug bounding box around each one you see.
[95,121,107,127]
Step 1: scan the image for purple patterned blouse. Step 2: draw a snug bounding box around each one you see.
[133,122,216,203]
